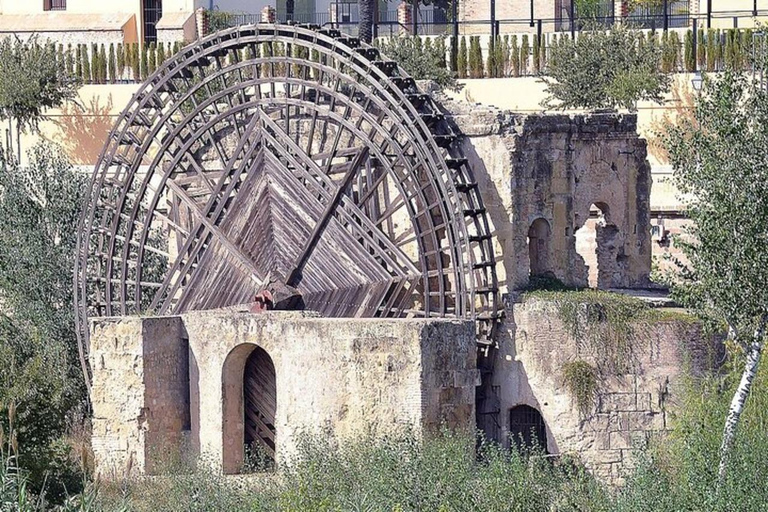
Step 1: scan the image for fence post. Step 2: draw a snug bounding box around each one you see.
[452,0,459,72]
[692,18,698,72]
[570,0,575,38]
[412,2,418,36]
[754,0,759,17]
[707,0,712,29]
[663,0,668,31]
[530,0,535,27]
[490,0,496,41]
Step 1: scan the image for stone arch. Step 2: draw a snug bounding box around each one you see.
[508,404,548,453]
[575,202,620,288]
[527,218,552,278]
[222,343,277,474]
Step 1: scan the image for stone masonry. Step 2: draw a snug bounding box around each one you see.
[90,310,477,477]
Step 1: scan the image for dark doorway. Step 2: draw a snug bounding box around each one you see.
[143,0,163,44]
[509,405,548,453]
[243,347,277,463]
[528,218,552,277]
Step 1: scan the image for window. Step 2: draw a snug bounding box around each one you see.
[509,405,548,453]
[143,0,163,44]
[44,0,67,11]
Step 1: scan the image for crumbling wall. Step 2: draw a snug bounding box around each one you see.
[443,97,653,292]
[492,297,717,483]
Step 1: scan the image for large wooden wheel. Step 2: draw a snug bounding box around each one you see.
[75,24,499,386]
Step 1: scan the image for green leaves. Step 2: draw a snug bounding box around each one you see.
[542,25,671,111]
[0,36,80,136]
[378,36,455,88]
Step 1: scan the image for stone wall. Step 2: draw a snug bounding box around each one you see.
[489,296,718,482]
[442,96,653,292]
[89,311,477,477]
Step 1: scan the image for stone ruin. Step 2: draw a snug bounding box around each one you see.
[79,25,715,483]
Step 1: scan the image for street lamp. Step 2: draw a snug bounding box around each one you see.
[691,71,703,93]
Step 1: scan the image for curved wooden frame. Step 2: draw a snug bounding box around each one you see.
[75,24,500,389]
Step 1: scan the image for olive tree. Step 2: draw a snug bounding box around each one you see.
[0,37,80,161]
[542,24,670,111]
[663,68,768,484]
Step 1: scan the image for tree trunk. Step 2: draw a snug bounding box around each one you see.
[358,0,374,44]
[718,317,766,485]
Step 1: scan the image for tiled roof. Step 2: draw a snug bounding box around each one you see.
[0,12,134,33]
[155,11,194,30]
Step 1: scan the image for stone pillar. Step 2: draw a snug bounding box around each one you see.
[398,2,412,34]
[195,8,207,38]
[261,5,276,23]
[90,317,189,478]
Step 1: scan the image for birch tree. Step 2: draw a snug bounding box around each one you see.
[663,68,768,485]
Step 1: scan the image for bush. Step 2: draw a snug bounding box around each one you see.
[542,24,671,111]
[377,36,455,88]
[457,36,467,79]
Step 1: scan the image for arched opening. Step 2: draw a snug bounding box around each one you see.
[575,202,614,288]
[528,218,552,277]
[243,347,277,469]
[222,344,276,474]
[509,405,548,453]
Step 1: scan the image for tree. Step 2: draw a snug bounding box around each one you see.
[0,37,80,160]
[457,36,467,79]
[542,24,671,111]
[378,35,455,88]
[684,30,695,72]
[0,143,87,501]
[663,66,768,484]
[358,0,374,44]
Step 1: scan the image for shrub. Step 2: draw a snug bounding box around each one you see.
[116,43,125,80]
[148,42,157,75]
[697,28,706,69]
[140,43,148,80]
[684,29,695,72]
[511,35,520,76]
[521,34,530,75]
[542,24,671,111]
[377,36,455,88]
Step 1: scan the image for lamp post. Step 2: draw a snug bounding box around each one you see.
[691,71,703,94]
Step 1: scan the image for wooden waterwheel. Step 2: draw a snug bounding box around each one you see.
[74,24,500,388]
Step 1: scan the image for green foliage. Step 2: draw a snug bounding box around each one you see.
[511,35,520,77]
[533,34,541,75]
[116,43,125,80]
[562,360,599,416]
[206,9,234,33]
[107,44,116,84]
[377,36,454,88]
[0,37,80,145]
[140,44,148,81]
[664,68,768,345]
[98,44,107,84]
[697,28,706,69]
[90,44,98,84]
[131,43,140,82]
[542,24,671,111]
[684,30,695,72]
[706,29,717,71]
[0,143,88,504]
[457,36,467,79]
[148,43,157,76]
[468,36,484,78]
[81,45,91,84]
[520,34,530,75]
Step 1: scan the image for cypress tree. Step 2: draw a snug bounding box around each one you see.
[475,37,484,78]
[132,43,140,81]
[714,29,722,70]
[533,33,541,75]
[539,34,547,73]
[82,44,91,83]
[66,43,74,76]
[670,31,681,71]
[91,44,99,83]
[117,43,125,80]
[511,35,520,77]
[99,44,107,83]
[457,36,468,79]
[494,35,504,78]
[724,29,734,69]
[449,36,457,74]
[697,28,706,70]
[706,29,716,71]
[486,37,496,78]
[502,35,511,77]
[742,29,753,71]
[158,42,167,66]
[520,35,529,75]
[684,30,695,72]
[436,36,447,70]
[148,42,157,75]
[56,44,64,75]
[75,44,82,81]
[140,43,148,80]
[108,43,116,83]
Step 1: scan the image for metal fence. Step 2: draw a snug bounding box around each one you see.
[217,4,768,39]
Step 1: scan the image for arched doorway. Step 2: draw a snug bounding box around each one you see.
[509,405,548,453]
[528,218,552,277]
[575,202,614,288]
[243,347,277,466]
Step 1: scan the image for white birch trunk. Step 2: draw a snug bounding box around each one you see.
[717,318,766,485]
